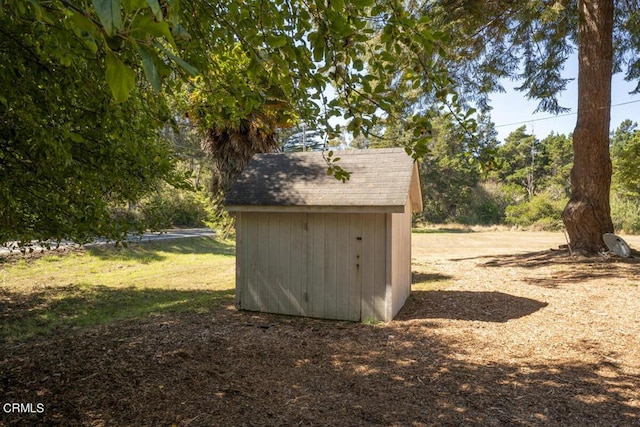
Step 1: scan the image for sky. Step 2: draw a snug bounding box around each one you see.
[487,59,640,142]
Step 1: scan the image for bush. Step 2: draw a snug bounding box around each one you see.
[611,197,640,234]
[420,182,507,226]
[465,182,508,225]
[138,186,213,229]
[504,193,567,230]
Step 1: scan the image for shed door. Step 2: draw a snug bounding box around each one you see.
[307,213,362,321]
[238,212,379,321]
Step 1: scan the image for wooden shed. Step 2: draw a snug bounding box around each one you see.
[225,148,423,322]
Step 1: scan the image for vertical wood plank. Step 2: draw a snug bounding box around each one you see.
[349,213,362,320]
[323,213,338,319]
[256,213,270,312]
[235,213,244,309]
[300,213,309,316]
[308,214,326,318]
[265,212,280,314]
[360,214,375,320]
[396,199,413,316]
[384,213,393,321]
[245,213,260,311]
[335,215,351,320]
[373,213,387,320]
[389,199,412,318]
[277,213,291,315]
[289,213,307,316]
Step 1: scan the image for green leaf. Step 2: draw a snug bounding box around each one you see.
[137,45,161,91]
[69,12,96,33]
[146,0,163,20]
[330,0,345,11]
[105,51,135,103]
[159,46,198,76]
[92,0,122,36]
[133,15,175,47]
[122,0,146,12]
[69,132,85,143]
[267,34,287,48]
[349,0,375,9]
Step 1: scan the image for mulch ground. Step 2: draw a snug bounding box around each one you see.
[1,232,639,426]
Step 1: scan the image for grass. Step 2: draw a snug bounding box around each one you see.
[0,237,235,343]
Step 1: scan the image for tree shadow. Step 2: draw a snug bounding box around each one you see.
[397,290,548,322]
[0,284,234,343]
[471,249,640,288]
[451,248,571,266]
[2,308,638,426]
[412,271,453,283]
[224,152,338,207]
[87,237,235,262]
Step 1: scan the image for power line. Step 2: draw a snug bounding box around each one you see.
[495,98,640,128]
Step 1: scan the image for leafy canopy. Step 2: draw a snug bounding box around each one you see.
[2,0,465,245]
[0,1,187,245]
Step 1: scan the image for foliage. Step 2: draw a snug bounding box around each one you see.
[2,0,469,246]
[180,0,471,193]
[404,0,640,250]
[0,1,193,246]
[611,120,640,198]
[279,124,326,152]
[611,197,640,234]
[610,120,640,234]
[493,126,541,198]
[186,44,296,191]
[504,193,567,231]
[8,0,637,246]
[422,0,639,112]
[419,115,501,224]
[538,132,573,197]
[137,186,213,229]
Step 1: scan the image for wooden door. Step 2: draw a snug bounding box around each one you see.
[306,213,362,321]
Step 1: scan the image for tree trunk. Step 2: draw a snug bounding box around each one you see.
[562,0,614,253]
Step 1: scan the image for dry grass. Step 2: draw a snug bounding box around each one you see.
[1,231,639,426]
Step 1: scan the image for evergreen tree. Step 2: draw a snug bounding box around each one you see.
[420,115,501,224]
[539,132,573,198]
[495,126,542,198]
[414,0,640,252]
[611,120,640,198]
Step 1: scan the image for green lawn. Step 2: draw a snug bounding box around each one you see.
[0,237,236,343]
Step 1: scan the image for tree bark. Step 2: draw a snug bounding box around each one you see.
[562,0,614,253]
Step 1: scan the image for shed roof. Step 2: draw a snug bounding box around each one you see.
[225,148,423,213]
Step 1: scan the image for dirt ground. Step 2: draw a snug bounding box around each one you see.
[2,231,640,426]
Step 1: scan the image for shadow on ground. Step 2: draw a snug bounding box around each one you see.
[87,237,235,262]
[398,290,548,322]
[412,271,453,283]
[0,285,234,343]
[450,249,640,288]
[1,307,637,426]
[0,237,235,265]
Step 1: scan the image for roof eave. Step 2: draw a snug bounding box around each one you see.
[226,204,406,214]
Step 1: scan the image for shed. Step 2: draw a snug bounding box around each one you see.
[225,148,423,322]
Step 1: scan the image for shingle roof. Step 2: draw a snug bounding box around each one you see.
[225,148,422,213]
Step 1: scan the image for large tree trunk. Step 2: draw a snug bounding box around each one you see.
[562,0,614,253]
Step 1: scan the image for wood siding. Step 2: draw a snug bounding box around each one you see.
[236,211,387,321]
[390,198,413,318]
